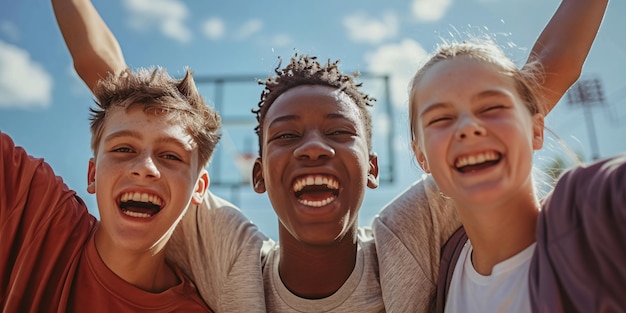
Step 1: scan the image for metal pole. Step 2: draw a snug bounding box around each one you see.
[582,104,601,161]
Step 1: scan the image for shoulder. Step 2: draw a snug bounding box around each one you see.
[372,174,459,248]
[539,154,626,242]
[375,175,433,220]
[548,154,626,208]
[558,154,626,188]
[191,191,266,237]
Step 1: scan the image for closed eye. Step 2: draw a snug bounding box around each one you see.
[112,147,133,153]
[276,133,298,140]
[427,116,452,126]
[328,130,355,136]
[481,105,505,113]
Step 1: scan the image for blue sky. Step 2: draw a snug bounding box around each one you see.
[1,0,625,240]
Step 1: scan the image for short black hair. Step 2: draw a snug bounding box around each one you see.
[254,54,375,155]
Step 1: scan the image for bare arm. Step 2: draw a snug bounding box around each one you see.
[52,0,126,93]
[526,0,609,113]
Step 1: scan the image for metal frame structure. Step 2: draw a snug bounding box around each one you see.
[194,72,395,205]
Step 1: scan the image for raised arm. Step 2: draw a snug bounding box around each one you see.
[52,0,126,92]
[526,0,608,112]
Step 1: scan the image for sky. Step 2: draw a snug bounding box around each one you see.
[1,0,625,240]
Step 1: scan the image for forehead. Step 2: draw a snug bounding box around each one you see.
[414,56,517,108]
[265,85,363,126]
[101,105,193,145]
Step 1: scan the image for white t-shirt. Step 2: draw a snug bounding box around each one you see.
[262,228,384,313]
[444,240,536,313]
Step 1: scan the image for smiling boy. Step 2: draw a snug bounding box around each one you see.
[251,55,384,312]
[51,1,270,311]
[0,67,217,311]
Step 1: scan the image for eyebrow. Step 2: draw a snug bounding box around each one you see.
[419,102,451,118]
[268,112,354,128]
[419,89,511,117]
[103,129,194,151]
[267,115,299,129]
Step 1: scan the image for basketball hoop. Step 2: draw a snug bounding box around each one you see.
[234,152,256,184]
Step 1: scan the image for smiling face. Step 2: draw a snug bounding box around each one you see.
[253,85,378,246]
[88,105,207,256]
[411,55,544,209]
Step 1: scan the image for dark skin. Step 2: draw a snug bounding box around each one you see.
[253,85,378,298]
[277,228,358,298]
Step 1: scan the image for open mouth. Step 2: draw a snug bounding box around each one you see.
[292,175,339,208]
[119,192,163,218]
[454,151,502,173]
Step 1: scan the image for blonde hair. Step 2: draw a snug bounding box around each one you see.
[408,39,545,145]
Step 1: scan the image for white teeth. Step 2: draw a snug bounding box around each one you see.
[120,192,163,206]
[122,210,152,218]
[298,195,336,208]
[455,151,499,168]
[292,175,339,192]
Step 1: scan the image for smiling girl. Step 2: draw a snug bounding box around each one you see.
[411,40,625,313]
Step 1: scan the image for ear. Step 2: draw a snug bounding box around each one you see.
[191,169,209,205]
[87,158,96,194]
[367,153,379,189]
[412,141,431,173]
[531,113,545,150]
[252,158,266,193]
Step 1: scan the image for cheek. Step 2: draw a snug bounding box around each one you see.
[420,130,444,156]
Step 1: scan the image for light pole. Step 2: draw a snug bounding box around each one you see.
[565,77,605,161]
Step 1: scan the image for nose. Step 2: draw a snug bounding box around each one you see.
[294,132,335,161]
[455,114,486,140]
[129,152,161,179]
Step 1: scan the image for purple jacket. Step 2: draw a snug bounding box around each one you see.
[437,155,626,313]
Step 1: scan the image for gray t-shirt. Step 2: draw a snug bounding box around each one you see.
[373,175,461,313]
[166,191,274,312]
[262,228,384,313]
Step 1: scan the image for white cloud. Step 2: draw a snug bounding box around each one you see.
[236,19,263,40]
[271,34,292,47]
[202,18,225,40]
[0,41,52,109]
[343,11,398,44]
[365,39,429,108]
[0,21,20,41]
[412,0,452,22]
[123,0,191,43]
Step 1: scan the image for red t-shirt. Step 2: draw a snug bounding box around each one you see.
[0,132,212,312]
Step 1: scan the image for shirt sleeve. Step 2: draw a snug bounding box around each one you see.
[530,154,626,312]
[373,174,461,313]
[0,132,94,310]
[0,131,87,238]
[165,191,273,313]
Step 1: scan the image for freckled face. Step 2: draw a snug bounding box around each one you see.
[88,105,207,255]
[412,56,544,208]
[253,85,378,246]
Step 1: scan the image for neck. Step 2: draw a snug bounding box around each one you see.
[277,226,358,299]
[94,229,180,292]
[456,190,540,275]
